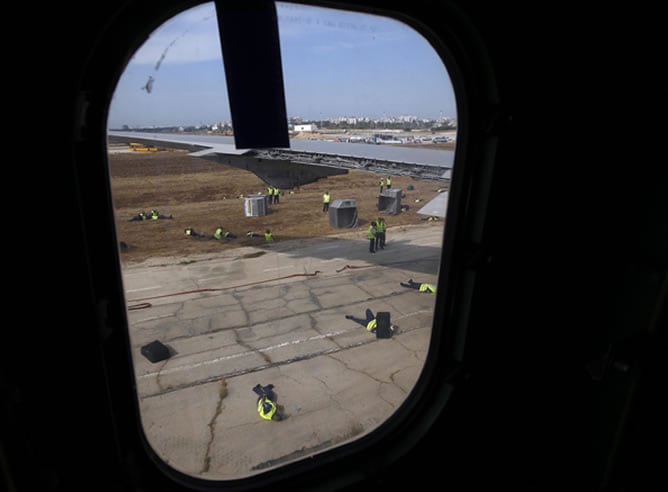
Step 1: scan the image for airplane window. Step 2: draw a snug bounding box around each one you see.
[107,1,456,482]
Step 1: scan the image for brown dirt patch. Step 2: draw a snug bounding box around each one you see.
[109,150,447,265]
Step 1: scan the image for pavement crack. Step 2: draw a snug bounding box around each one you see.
[327,352,388,387]
[307,288,324,310]
[234,329,272,364]
[154,359,170,393]
[312,374,334,393]
[201,379,227,474]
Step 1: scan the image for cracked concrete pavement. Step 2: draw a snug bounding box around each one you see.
[123,223,442,480]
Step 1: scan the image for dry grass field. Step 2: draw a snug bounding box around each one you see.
[108,149,449,265]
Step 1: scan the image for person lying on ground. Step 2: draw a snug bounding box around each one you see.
[345,308,379,333]
[130,209,173,221]
[252,384,283,421]
[247,230,274,242]
[212,227,236,239]
[184,227,207,239]
[345,308,396,336]
[148,209,172,220]
[400,279,437,293]
[129,211,148,221]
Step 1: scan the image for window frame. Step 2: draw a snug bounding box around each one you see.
[72,0,503,488]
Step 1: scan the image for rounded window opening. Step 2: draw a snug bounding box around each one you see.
[108,1,456,481]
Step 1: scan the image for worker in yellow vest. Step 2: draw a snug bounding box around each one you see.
[345,308,395,336]
[184,227,206,239]
[323,191,331,212]
[376,216,386,250]
[212,226,236,240]
[150,208,172,220]
[264,229,273,242]
[367,221,377,253]
[400,279,437,293]
[345,308,378,333]
[252,384,283,421]
[129,210,148,221]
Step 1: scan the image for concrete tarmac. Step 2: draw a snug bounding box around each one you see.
[122,223,443,480]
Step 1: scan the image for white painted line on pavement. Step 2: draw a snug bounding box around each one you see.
[126,285,162,293]
[262,265,294,272]
[137,328,351,379]
[129,313,175,323]
[393,309,434,321]
[199,276,229,283]
[122,270,150,276]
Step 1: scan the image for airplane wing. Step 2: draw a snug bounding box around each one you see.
[417,191,449,218]
[107,131,453,188]
[108,131,347,188]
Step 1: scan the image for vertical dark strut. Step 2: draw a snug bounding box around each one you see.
[215,0,290,149]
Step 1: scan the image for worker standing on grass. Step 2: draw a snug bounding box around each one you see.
[367,221,377,253]
[323,191,331,212]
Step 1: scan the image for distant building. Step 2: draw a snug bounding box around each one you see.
[294,124,319,132]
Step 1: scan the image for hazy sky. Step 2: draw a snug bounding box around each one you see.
[107,2,457,129]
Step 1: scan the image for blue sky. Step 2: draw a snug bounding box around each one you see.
[107,2,456,129]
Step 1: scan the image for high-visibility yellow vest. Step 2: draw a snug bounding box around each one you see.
[377,221,386,233]
[257,397,277,420]
[214,228,223,240]
[386,178,392,188]
[367,225,376,239]
[366,318,377,332]
[264,232,273,242]
[419,283,436,293]
[323,193,331,203]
